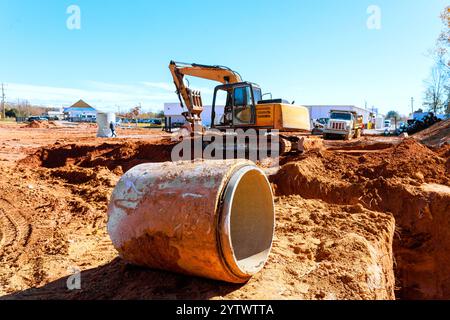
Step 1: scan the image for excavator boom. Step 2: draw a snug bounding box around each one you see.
[169,61,243,124]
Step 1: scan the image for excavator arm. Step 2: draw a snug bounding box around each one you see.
[169,61,243,125]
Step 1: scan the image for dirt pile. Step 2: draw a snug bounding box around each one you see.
[21,121,61,129]
[272,138,450,299]
[22,121,47,129]
[274,139,448,197]
[413,119,450,148]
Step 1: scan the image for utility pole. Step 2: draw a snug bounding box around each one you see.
[411,97,414,116]
[1,83,5,120]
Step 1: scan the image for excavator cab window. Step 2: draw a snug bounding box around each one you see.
[233,86,253,125]
[212,82,257,128]
[253,87,262,105]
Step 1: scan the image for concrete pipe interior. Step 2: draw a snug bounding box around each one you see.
[220,166,275,277]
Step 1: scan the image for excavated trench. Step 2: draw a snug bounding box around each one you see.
[20,140,176,173]
[272,139,450,299]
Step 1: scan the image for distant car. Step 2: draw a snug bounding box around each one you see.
[149,119,162,125]
[384,120,391,128]
[27,116,48,122]
[311,118,329,135]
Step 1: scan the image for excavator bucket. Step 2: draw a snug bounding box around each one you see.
[188,89,203,113]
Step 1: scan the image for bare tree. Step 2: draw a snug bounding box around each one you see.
[1,84,5,120]
[423,53,447,113]
[437,6,450,114]
[123,105,142,125]
[424,7,450,114]
[446,89,450,114]
[437,6,450,60]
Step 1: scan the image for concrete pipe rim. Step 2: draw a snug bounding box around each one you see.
[218,165,275,281]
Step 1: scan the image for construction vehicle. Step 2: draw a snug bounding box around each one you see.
[323,110,364,140]
[169,61,310,154]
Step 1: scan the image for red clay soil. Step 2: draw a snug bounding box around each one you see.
[1,122,449,300]
[413,119,450,148]
[272,138,450,299]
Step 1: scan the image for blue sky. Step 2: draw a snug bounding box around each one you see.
[0,0,447,115]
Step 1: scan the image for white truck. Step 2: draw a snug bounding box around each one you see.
[323,110,364,140]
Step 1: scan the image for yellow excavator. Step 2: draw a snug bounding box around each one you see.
[169,61,311,153]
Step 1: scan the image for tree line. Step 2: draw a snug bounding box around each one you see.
[3,100,60,118]
[2,101,164,120]
[116,106,164,121]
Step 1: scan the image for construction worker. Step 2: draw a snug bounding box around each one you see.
[110,121,117,138]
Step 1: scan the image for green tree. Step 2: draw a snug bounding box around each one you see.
[386,110,400,120]
[5,108,17,118]
[156,110,164,118]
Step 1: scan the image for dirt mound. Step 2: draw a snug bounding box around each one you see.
[22,121,60,129]
[354,139,448,184]
[413,119,450,148]
[22,121,49,129]
[272,138,450,299]
[20,140,176,173]
[275,139,448,193]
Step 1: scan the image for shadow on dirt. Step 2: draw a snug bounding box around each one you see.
[1,258,243,300]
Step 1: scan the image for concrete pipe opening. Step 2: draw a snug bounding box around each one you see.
[220,167,275,278]
[107,160,275,283]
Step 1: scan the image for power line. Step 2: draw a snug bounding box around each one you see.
[1,83,6,120]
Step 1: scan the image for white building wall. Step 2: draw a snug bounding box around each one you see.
[164,103,224,127]
[66,110,97,118]
[307,105,374,124]
[375,116,384,129]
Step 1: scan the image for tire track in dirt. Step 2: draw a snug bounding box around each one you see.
[0,197,34,294]
[0,198,33,264]
[0,208,18,258]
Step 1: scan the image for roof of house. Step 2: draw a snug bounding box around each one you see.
[64,100,96,112]
[71,99,93,108]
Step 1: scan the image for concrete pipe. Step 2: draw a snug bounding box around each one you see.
[107,160,275,283]
[97,112,116,138]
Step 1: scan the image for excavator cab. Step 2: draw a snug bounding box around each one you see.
[211,82,262,129]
